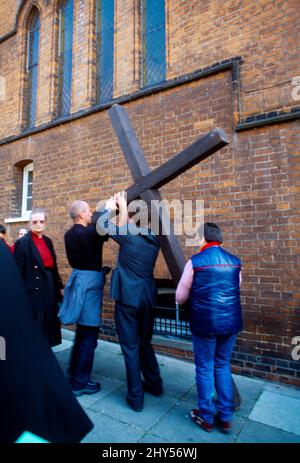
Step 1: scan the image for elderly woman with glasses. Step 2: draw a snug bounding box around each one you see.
[14,208,64,347]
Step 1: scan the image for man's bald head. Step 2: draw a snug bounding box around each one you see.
[69,201,92,226]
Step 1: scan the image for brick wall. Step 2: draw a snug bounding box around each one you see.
[1,0,299,139]
[0,0,299,386]
[0,0,19,39]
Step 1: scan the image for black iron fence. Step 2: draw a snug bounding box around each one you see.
[153,284,191,339]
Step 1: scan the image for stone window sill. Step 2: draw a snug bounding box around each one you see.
[5,217,29,224]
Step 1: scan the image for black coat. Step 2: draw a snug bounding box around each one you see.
[14,232,63,313]
[0,240,93,442]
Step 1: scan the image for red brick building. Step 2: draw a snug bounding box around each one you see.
[0,0,299,385]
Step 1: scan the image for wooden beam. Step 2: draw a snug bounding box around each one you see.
[108,104,229,286]
[109,104,186,284]
[125,128,228,202]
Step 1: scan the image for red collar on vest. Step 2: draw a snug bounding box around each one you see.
[199,241,221,252]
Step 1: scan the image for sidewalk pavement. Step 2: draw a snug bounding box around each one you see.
[53,329,300,444]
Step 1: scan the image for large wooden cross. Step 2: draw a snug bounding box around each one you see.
[108,103,241,407]
[108,103,228,286]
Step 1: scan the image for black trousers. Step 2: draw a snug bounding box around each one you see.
[35,268,61,348]
[115,301,162,406]
[69,324,100,390]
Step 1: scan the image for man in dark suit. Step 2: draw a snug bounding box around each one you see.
[97,192,163,412]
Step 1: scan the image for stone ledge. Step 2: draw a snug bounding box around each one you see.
[4,217,29,223]
[152,334,193,352]
[0,57,242,147]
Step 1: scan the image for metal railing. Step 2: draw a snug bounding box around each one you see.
[153,287,191,339]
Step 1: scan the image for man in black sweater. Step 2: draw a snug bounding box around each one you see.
[59,200,108,396]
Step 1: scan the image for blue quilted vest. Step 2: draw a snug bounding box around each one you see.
[189,245,243,336]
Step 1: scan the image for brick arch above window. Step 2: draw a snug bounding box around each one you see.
[0,0,37,42]
[20,1,42,27]
[15,1,36,29]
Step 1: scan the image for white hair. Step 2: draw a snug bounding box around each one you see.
[18,228,28,234]
[69,200,89,221]
[30,208,47,221]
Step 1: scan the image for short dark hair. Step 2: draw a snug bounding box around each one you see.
[198,222,223,243]
[0,224,6,235]
[128,201,152,225]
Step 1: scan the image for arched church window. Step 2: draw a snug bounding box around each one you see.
[25,8,40,128]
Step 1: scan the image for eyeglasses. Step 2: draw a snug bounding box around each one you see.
[32,220,45,224]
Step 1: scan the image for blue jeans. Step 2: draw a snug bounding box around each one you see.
[192,333,237,424]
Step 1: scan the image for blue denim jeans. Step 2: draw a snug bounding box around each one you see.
[192,333,237,424]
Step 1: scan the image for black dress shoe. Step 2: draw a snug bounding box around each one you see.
[72,381,101,397]
[142,381,163,397]
[126,398,143,412]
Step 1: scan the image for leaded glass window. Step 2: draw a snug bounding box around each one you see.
[57,0,74,115]
[26,9,40,128]
[95,0,114,102]
[141,0,166,88]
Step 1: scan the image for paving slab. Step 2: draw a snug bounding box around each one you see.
[60,328,76,341]
[157,358,196,400]
[232,374,265,418]
[179,384,198,405]
[52,338,73,353]
[53,331,300,444]
[263,381,300,400]
[98,339,123,355]
[235,420,300,443]
[88,384,179,432]
[181,375,264,420]
[77,375,124,409]
[150,401,246,443]
[81,409,145,443]
[138,433,170,444]
[92,350,127,382]
[249,390,300,436]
